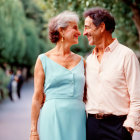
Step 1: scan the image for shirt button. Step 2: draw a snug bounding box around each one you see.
[99,72,102,76]
[99,69,101,73]
[99,67,102,73]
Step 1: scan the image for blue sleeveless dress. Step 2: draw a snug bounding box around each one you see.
[39,53,86,140]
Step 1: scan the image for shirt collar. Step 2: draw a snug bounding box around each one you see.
[92,38,118,55]
[107,38,118,52]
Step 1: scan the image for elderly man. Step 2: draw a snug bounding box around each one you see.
[83,7,140,140]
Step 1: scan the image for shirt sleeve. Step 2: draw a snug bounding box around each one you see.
[123,52,140,131]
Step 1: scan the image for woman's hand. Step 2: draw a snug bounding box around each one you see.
[30,135,39,140]
[30,131,39,140]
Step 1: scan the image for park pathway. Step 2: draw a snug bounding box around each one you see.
[0,79,140,140]
[0,79,33,140]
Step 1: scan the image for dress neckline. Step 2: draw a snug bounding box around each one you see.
[44,54,82,71]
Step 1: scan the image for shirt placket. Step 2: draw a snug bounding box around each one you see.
[97,52,108,113]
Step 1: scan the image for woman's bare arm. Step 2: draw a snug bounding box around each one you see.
[30,57,45,135]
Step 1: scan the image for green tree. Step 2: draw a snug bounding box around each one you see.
[0,0,48,68]
[121,0,140,47]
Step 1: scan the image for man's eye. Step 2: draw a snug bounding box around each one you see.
[73,26,77,29]
[85,27,89,29]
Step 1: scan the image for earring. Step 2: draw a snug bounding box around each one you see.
[61,35,64,42]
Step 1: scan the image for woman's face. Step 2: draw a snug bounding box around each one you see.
[62,21,81,45]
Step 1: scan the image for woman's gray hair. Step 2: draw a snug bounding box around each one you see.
[55,11,79,30]
[48,11,79,43]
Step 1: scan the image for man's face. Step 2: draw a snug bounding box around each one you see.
[83,16,101,46]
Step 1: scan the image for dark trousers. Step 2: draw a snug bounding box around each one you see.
[9,90,13,101]
[86,114,132,140]
[17,88,21,99]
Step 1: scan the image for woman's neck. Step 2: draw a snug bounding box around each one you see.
[53,41,71,56]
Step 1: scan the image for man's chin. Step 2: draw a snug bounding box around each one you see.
[88,41,94,46]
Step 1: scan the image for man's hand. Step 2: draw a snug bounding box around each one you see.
[126,127,134,136]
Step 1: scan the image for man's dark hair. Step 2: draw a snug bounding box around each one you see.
[84,7,115,33]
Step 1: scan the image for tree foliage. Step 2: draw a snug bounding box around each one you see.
[0,0,140,69]
[0,0,48,67]
[43,0,140,51]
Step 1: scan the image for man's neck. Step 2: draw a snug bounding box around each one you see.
[95,32,114,54]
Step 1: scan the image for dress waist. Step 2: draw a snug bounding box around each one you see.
[45,96,83,102]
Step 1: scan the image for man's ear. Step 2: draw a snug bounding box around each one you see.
[100,22,105,33]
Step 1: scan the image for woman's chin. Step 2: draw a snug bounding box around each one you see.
[74,41,78,45]
[71,40,78,45]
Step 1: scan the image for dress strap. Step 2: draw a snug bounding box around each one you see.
[80,56,86,72]
[80,56,85,64]
[38,53,47,74]
[81,56,84,61]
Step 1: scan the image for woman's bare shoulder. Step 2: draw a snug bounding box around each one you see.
[72,53,86,67]
[44,48,56,57]
[72,53,85,61]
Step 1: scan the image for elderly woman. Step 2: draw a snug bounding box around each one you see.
[30,11,86,140]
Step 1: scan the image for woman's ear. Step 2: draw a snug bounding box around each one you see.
[58,27,64,36]
[58,27,64,42]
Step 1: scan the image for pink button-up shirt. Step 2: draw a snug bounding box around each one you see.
[86,39,140,131]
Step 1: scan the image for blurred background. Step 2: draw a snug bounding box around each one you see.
[0,0,140,140]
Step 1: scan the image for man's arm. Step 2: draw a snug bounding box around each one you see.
[123,52,140,133]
